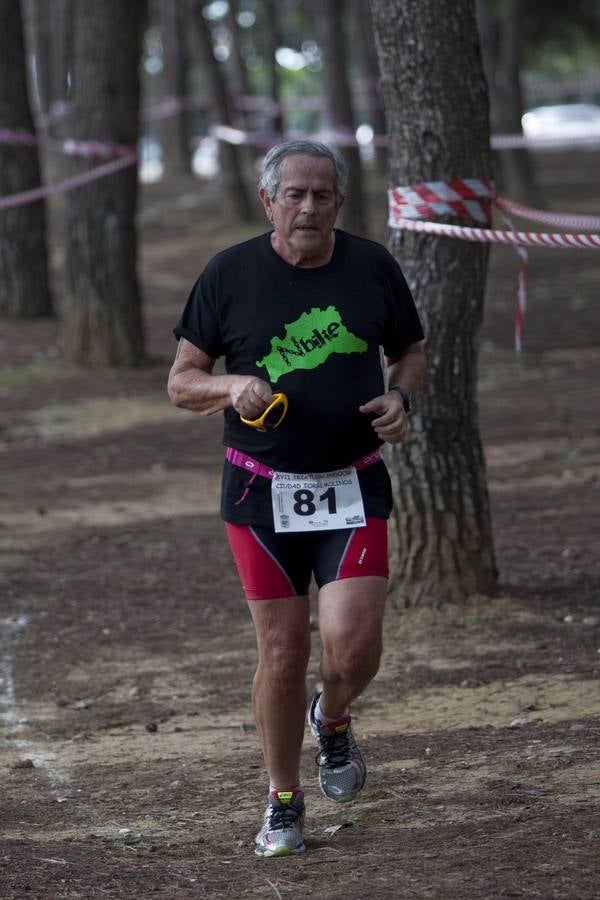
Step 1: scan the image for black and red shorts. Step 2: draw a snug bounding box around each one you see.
[225,517,388,601]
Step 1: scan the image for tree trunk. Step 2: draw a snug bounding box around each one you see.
[23,0,74,186]
[313,0,367,236]
[22,0,52,116]
[226,0,250,125]
[159,0,191,173]
[225,0,261,171]
[476,0,542,206]
[371,0,497,606]
[354,0,387,175]
[192,5,254,222]
[0,0,53,318]
[62,1,146,365]
[23,0,73,125]
[262,0,284,138]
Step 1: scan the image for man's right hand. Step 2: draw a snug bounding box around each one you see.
[230,376,273,420]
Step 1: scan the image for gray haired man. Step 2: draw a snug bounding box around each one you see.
[168,140,427,856]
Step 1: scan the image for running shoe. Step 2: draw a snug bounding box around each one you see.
[254,789,306,857]
[308,693,366,803]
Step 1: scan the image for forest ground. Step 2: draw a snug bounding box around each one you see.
[1,149,599,899]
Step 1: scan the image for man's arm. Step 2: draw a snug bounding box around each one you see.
[386,340,428,399]
[359,341,427,444]
[167,338,273,419]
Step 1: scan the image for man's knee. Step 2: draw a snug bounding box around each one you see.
[322,630,383,681]
[258,635,311,686]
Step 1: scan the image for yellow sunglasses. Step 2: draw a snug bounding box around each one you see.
[240,392,288,432]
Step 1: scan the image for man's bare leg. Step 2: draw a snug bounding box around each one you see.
[247,595,311,788]
[317,576,387,718]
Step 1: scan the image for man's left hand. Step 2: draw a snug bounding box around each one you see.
[359,391,408,444]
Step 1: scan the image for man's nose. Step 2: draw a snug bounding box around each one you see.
[300,192,317,212]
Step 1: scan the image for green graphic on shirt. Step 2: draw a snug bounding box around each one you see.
[256,305,367,383]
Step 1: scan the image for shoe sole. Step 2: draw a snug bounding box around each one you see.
[255,843,306,857]
[319,787,361,803]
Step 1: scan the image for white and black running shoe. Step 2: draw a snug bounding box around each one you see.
[255,789,306,857]
[308,693,366,803]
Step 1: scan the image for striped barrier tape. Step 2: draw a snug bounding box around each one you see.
[0,128,135,160]
[490,133,600,149]
[388,180,600,351]
[207,120,600,151]
[389,178,494,225]
[389,217,600,250]
[0,152,138,211]
[4,111,599,163]
[494,196,600,232]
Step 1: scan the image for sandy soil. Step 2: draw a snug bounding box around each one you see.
[1,151,599,899]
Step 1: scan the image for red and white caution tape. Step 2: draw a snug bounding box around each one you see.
[388,215,600,249]
[494,195,600,232]
[490,132,600,149]
[0,128,135,160]
[388,179,600,351]
[389,179,494,225]
[59,138,134,159]
[0,152,137,211]
[142,95,211,121]
[208,122,600,151]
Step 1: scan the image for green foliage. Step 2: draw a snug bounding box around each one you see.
[520,0,600,71]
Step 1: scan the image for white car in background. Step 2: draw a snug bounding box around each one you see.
[521,103,600,144]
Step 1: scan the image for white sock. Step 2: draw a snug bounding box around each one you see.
[315,698,349,724]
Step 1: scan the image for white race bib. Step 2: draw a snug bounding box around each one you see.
[271,467,366,533]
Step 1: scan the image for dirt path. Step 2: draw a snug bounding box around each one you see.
[1,156,600,899]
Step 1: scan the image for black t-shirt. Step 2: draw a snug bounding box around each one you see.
[174,229,424,526]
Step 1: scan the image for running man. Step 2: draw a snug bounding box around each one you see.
[168,140,427,857]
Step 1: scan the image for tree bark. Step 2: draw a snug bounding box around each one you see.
[192,5,254,222]
[262,0,284,138]
[354,0,387,175]
[62,0,146,365]
[158,0,192,173]
[371,0,497,606]
[0,0,53,318]
[22,0,73,125]
[476,0,542,205]
[313,0,367,236]
[225,0,251,125]
[22,0,74,183]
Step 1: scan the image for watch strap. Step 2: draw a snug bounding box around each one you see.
[389,385,411,413]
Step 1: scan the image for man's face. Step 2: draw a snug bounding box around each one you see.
[260,154,343,264]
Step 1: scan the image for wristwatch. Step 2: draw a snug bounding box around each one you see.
[389,385,412,413]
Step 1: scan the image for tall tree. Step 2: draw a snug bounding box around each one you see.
[23,0,74,184]
[262,0,284,138]
[225,0,252,128]
[23,0,73,128]
[476,0,541,206]
[313,0,367,236]
[371,0,497,606]
[353,0,387,176]
[62,1,146,364]
[0,0,53,318]
[158,0,192,173]
[192,4,254,222]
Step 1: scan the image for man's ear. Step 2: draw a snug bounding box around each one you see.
[336,194,345,213]
[259,187,273,222]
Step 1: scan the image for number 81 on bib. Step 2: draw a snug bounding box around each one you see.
[271,467,366,533]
